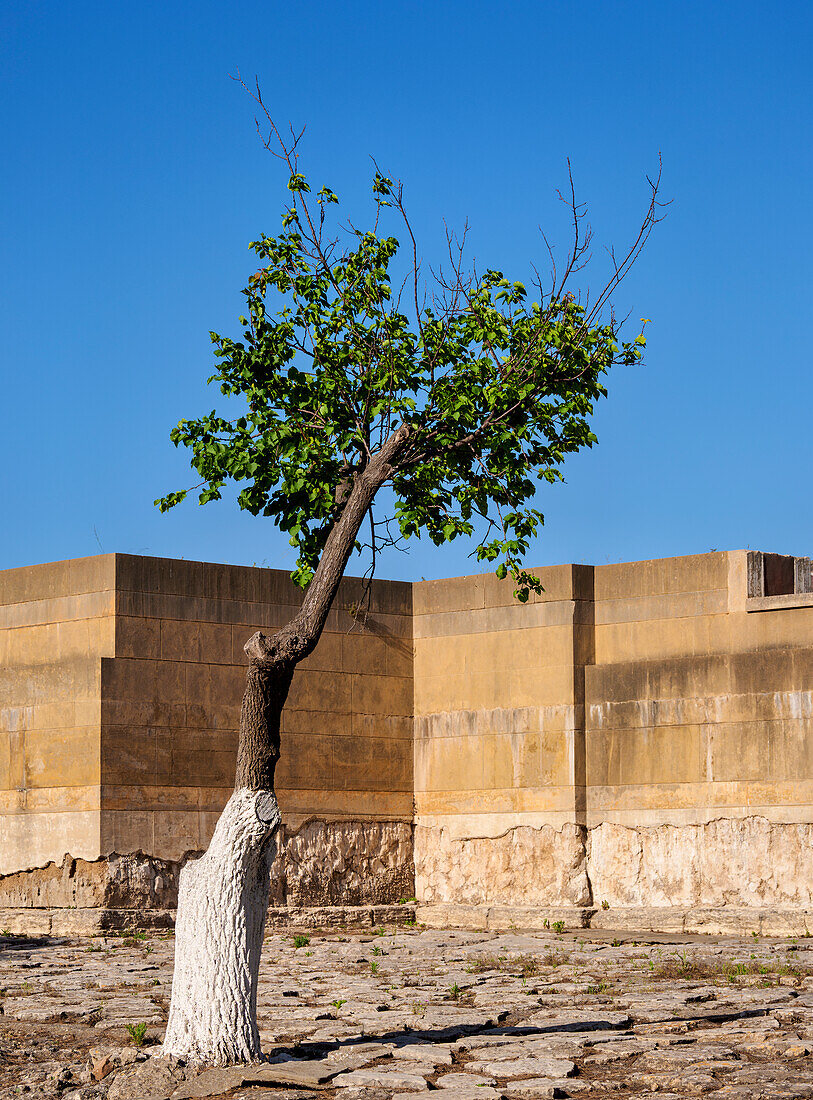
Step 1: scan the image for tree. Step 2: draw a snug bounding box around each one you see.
[157,85,662,1065]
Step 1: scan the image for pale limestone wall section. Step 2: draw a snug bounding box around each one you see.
[414,550,813,911]
[0,556,117,873]
[414,822,590,907]
[586,550,813,829]
[416,816,813,910]
[587,818,813,908]
[413,564,592,835]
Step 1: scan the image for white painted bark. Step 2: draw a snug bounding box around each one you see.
[162,788,281,1065]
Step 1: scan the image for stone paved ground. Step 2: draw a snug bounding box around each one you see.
[3,924,813,1099]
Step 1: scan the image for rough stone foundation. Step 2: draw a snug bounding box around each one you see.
[0,820,416,934]
[414,822,592,907]
[270,820,414,906]
[414,815,813,936]
[587,816,813,909]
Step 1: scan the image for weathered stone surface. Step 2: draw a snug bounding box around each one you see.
[467,1056,576,1078]
[270,821,414,906]
[241,1060,340,1086]
[406,1090,502,1100]
[503,1080,588,1098]
[0,851,183,910]
[392,1041,453,1065]
[170,1066,245,1098]
[587,817,813,909]
[0,823,415,918]
[437,1072,498,1088]
[8,923,813,1100]
[333,1068,429,1089]
[107,1057,186,1100]
[415,824,591,908]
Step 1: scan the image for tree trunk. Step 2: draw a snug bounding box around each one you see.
[163,428,409,1065]
[162,787,281,1064]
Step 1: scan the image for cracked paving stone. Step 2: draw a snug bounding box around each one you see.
[436,1071,498,1088]
[503,1079,590,1098]
[333,1067,430,1089]
[466,1055,577,1078]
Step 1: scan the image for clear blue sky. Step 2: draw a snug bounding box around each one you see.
[2,1,811,580]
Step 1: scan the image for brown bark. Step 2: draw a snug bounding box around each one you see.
[234,425,410,791]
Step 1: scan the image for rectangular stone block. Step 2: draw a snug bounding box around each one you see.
[24,727,100,789]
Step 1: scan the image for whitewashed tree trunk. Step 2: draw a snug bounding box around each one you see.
[162,788,281,1065]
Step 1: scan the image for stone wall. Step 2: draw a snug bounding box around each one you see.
[0,555,115,872]
[4,547,813,928]
[412,550,813,927]
[0,554,414,911]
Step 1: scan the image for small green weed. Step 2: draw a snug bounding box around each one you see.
[552,921,565,934]
[293,934,310,949]
[369,961,379,975]
[601,900,610,910]
[126,1022,148,1047]
[332,999,346,1010]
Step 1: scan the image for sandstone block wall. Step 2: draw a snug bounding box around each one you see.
[413,550,813,915]
[0,555,414,905]
[4,547,813,921]
[0,556,115,872]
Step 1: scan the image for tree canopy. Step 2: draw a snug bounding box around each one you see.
[158,93,660,601]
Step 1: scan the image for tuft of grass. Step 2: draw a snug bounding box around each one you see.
[369,960,379,975]
[466,950,568,976]
[514,953,541,976]
[650,950,811,985]
[601,900,610,910]
[586,981,610,994]
[448,982,462,1000]
[126,1022,148,1047]
[293,934,311,949]
[552,920,565,934]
